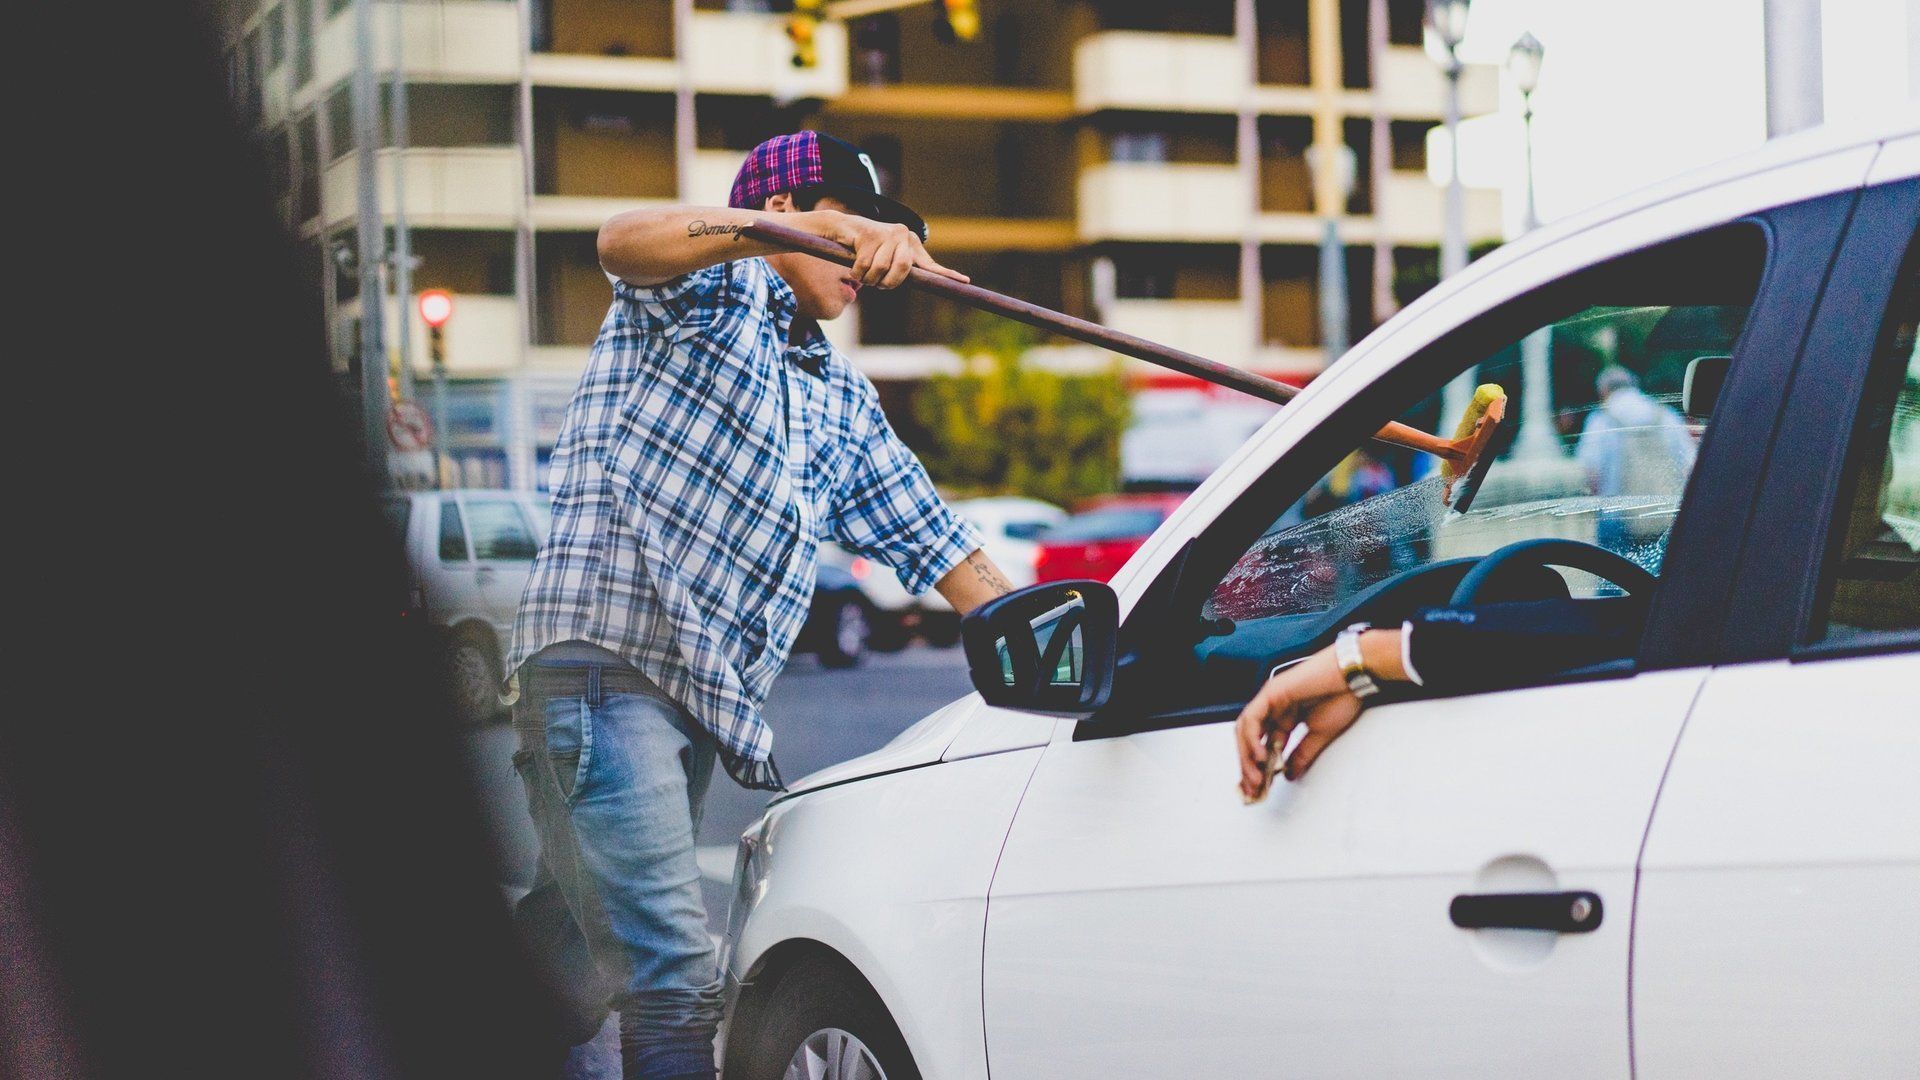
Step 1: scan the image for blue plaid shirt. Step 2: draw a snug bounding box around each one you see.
[510,257,979,790]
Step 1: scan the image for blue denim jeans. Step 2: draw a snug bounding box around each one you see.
[513,661,722,1080]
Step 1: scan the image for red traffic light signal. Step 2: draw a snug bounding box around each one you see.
[418,289,454,329]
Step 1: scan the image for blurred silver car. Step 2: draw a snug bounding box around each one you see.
[382,489,550,724]
[820,496,1066,648]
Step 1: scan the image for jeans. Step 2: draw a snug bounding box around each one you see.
[513,661,722,1080]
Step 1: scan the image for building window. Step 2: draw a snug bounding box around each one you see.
[265,3,286,69]
[291,0,314,86]
[1111,131,1170,164]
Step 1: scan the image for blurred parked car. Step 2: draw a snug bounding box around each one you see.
[382,489,550,725]
[821,496,1067,648]
[1031,493,1189,583]
[796,562,880,669]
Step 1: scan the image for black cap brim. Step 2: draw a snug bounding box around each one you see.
[802,183,929,242]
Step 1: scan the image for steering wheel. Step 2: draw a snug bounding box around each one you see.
[1450,538,1658,606]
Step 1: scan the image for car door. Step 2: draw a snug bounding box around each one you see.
[1633,171,1920,1078]
[981,180,1863,1079]
[420,494,485,628]
[457,493,540,641]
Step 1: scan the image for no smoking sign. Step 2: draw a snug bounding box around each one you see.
[387,400,434,453]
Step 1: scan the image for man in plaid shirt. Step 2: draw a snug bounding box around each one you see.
[507,131,1017,1079]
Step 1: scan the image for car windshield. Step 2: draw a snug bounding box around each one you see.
[1205,302,1744,626]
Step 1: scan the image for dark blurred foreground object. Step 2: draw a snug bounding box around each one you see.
[2,5,569,1077]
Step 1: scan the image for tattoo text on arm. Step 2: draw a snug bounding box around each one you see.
[969,551,1014,597]
[686,219,747,242]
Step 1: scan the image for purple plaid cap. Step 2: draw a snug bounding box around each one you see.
[728,130,928,240]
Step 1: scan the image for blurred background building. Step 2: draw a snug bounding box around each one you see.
[215,0,1503,489]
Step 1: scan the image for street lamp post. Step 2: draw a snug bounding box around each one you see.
[1506,29,1559,460]
[1509,31,1544,232]
[1426,0,1474,424]
[351,0,389,484]
[1309,142,1358,367]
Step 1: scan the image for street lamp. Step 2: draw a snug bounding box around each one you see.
[1505,30,1560,460]
[1308,142,1358,366]
[1508,30,1544,232]
[1424,0,1470,280]
[1426,0,1474,425]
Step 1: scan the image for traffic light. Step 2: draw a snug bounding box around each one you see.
[788,0,823,68]
[934,0,978,44]
[418,289,453,371]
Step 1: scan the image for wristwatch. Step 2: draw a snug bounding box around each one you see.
[1333,622,1380,700]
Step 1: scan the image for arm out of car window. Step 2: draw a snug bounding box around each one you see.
[1238,596,1649,801]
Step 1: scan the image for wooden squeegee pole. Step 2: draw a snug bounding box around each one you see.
[739,220,1463,463]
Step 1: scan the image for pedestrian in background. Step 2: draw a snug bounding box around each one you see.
[1576,365,1697,549]
[507,131,1020,1080]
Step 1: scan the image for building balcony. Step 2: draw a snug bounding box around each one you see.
[530,194,673,231]
[346,292,524,377]
[1374,169,1503,242]
[824,84,1074,122]
[1104,298,1255,368]
[307,1,519,99]
[1078,162,1250,242]
[1074,31,1244,115]
[923,218,1078,253]
[686,10,846,98]
[324,147,523,230]
[527,149,741,228]
[1373,45,1498,120]
[686,149,747,204]
[527,52,679,93]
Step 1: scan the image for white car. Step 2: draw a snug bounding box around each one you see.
[824,496,1066,648]
[718,121,1920,1080]
[383,488,550,724]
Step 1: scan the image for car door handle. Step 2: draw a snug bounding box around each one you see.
[1449,890,1603,934]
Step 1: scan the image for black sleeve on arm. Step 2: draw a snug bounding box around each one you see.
[1406,597,1650,694]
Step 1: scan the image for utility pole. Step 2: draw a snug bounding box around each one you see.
[353,0,389,483]
[1763,0,1823,137]
[1309,0,1352,368]
[1235,0,1261,368]
[1427,0,1475,427]
[390,0,415,401]
[1508,31,1560,461]
[1368,0,1396,324]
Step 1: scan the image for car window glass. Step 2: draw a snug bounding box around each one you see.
[1049,507,1166,542]
[1004,520,1053,541]
[438,500,468,562]
[1811,256,1920,645]
[1205,300,1751,627]
[466,499,539,561]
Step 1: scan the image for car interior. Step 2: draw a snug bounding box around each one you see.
[1090,225,1771,730]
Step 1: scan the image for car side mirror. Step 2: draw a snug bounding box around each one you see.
[961,580,1118,713]
[1683,355,1731,420]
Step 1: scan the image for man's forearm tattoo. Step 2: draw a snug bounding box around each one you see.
[687,220,747,242]
[969,552,1014,597]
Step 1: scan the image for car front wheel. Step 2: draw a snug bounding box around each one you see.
[735,955,918,1080]
[446,629,504,726]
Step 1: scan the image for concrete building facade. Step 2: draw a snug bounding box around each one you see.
[220,0,1500,489]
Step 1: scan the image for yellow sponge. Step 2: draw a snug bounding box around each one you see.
[1441,383,1506,481]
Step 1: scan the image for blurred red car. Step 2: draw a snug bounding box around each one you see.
[1031,493,1189,583]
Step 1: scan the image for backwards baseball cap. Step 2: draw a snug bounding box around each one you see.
[728,131,928,241]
